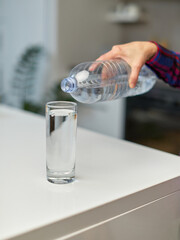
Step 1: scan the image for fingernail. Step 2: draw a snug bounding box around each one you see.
[129,83,135,88]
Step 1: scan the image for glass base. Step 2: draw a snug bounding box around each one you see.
[47,176,75,184]
[47,169,75,184]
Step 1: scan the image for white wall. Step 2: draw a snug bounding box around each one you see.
[78,99,126,139]
[0,0,4,96]
[2,0,45,104]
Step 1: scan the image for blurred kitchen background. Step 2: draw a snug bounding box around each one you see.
[0,0,180,155]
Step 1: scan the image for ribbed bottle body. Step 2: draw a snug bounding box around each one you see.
[61,59,157,104]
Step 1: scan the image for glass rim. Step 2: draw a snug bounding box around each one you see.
[46,101,77,109]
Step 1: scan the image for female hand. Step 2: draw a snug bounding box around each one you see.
[90,41,157,88]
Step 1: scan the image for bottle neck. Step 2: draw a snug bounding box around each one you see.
[61,77,77,93]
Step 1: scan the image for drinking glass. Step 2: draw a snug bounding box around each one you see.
[46,101,77,184]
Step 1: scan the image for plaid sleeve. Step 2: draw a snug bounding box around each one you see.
[146,41,180,88]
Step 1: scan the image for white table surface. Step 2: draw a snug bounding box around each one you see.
[1,105,180,240]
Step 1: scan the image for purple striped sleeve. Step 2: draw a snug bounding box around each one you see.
[146,41,180,88]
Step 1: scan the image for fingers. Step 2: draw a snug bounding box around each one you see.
[89,49,116,71]
[89,44,144,88]
[96,49,116,61]
[88,61,101,72]
[128,66,141,88]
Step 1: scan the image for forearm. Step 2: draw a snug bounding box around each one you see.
[146,41,180,88]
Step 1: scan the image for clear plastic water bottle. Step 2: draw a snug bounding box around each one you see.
[61,59,157,104]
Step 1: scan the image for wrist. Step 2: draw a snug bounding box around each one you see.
[146,42,158,61]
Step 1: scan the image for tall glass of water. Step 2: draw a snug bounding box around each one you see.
[46,101,77,184]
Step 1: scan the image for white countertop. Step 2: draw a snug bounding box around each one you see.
[1,105,180,240]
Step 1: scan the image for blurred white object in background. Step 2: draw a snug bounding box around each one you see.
[107,2,145,23]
